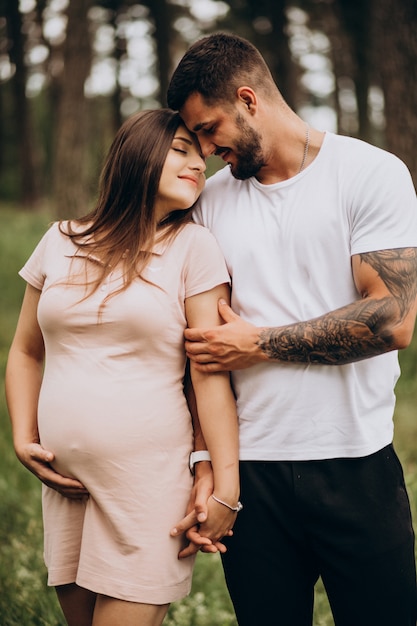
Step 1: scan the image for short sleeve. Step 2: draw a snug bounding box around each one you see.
[18,223,59,290]
[182,224,230,298]
[349,151,417,255]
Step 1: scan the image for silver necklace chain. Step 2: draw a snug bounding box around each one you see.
[298,123,310,173]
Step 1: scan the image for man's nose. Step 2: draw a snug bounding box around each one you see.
[198,137,216,158]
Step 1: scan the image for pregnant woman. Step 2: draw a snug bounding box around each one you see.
[5,109,240,626]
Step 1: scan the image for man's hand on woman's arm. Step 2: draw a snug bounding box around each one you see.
[185,248,417,372]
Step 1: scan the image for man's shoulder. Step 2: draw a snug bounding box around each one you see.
[326,132,403,165]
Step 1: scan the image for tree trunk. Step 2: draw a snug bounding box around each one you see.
[5,1,40,206]
[225,0,296,109]
[373,0,417,186]
[144,0,172,106]
[52,0,93,219]
[336,0,373,141]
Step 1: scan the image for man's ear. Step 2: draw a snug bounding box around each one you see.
[236,86,257,113]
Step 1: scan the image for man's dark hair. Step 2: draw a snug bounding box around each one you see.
[167,32,275,111]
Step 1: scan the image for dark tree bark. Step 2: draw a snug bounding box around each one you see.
[110,4,124,133]
[306,0,362,137]
[336,0,372,140]
[52,0,93,218]
[99,0,126,133]
[250,0,296,108]
[3,0,39,206]
[144,0,173,106]
[221,0,297,109]
[373,0,417,185]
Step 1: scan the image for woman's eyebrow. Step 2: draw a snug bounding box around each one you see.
[173,135,193,144]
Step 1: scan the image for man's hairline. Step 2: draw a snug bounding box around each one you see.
[179,88,245,118]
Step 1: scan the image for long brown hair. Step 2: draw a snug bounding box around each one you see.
[59,109,195,301]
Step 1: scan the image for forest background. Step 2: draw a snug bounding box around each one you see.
[1,0,417,210]
[1,0,417,624]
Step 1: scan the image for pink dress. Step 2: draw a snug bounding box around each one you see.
[19,221,230,604]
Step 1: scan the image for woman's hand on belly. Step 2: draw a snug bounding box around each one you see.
[16,442,89,499]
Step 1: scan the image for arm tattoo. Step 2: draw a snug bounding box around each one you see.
[361,248,417,316]
[258,247,417,365]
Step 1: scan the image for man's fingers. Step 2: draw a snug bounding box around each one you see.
[218,299,238,323]
[178,541,220,559]
[212,541,228,554]
[186,527,211,544]
[184,340,209,355]
[188,361,226,373]
[176,531,214,559]
[200,543,220,554]
[185,349,222,365]
[178,543,200,559]
[184,345,205,359]
[178,542,215,559]
[184,327,206,341]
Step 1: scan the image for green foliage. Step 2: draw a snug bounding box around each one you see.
[166,555,237,626]
[0,206,51,348]
[1,206,416,625]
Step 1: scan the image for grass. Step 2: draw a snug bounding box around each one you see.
[1,205,416,625]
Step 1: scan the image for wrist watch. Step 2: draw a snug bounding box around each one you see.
[189,450,211,475]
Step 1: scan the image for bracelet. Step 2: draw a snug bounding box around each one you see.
[211,494,243,513]
[189,450,211,475]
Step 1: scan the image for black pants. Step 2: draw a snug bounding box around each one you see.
[221,445,417,626]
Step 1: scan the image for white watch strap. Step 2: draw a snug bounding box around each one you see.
[189,450,211,474]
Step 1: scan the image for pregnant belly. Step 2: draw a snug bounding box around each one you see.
[38,386,192,481]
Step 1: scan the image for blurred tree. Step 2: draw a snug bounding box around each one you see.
[244,0,296,108]
[306,0,370,138]
[1,0,416,211]
[52,0,94,218]
[304,0,417,184]
[336,0,372,140]
[107,0,125,132]
[2,0,39,206]
[144,0,173,105]
[373,0,417,185]
[218,0,297,108]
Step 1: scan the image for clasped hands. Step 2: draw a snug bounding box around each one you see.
[170,464,238,558]
[171,299,260,557]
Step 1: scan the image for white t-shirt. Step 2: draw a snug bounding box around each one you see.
[194,132,417,461]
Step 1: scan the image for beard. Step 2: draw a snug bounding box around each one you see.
[229,114,265,180]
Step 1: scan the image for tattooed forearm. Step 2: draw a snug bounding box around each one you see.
[258,297,396,364]
[258,248,417,365]
[360,248,417,317]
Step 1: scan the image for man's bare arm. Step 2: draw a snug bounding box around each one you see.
[185,248,417,372]
[259,248,417,364]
